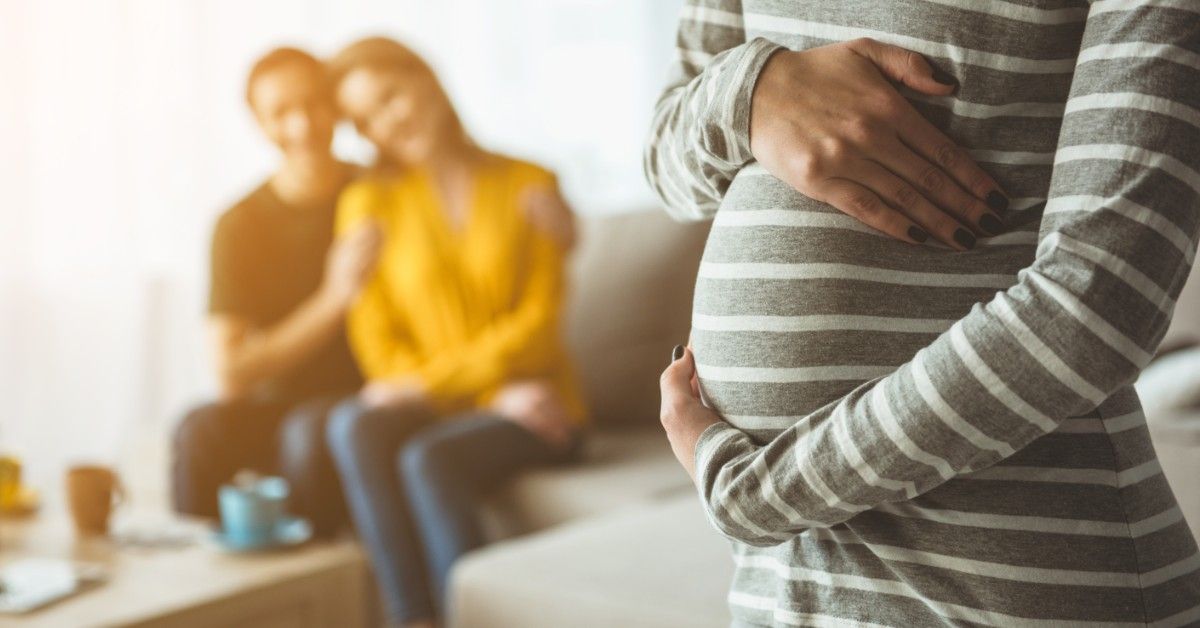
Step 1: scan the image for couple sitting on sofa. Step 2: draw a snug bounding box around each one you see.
[171,38,584,627]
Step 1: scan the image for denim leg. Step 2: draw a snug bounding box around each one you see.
[277,397,346,539]
[171,399,291,519]
[398,414,585,614]
[326,399,438,623]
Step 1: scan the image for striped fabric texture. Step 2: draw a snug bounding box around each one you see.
[644,0,1200,626]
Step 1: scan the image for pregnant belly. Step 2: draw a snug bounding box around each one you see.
[691,166,1033,435]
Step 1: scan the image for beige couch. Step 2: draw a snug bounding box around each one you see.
[447,209,1200,628]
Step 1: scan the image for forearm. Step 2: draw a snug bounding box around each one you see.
[216,289,346,398]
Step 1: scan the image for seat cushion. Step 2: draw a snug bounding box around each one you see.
[480,427,694,538]
[1146,410,1200,545]
[451,493,734,628]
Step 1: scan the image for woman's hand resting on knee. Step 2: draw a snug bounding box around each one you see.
[360,377,431,411]
[489,380,575,450]
[749,37,1010,250]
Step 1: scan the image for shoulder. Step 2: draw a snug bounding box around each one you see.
[335,170,412,233]
[340,174,392,206]
[337,173,397,218]
[488,153,558,189]
[213,181,272,244]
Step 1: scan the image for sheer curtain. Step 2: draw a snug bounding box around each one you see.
[0,0,683,498]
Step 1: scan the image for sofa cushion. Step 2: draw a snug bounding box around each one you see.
[480,427,694,538]
[564,210,710,427]
[1146,409,1200,545]
[1162,263,1200,348]
[451,493,734,628]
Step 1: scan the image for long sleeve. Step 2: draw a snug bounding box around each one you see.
[336,182,427,380]
[687,2,1200,547]
[643,0,785,222]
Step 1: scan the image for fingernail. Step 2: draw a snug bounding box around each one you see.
[931,66,958,87]
[986,190,1009,213]
[978,213,1005,236]
[953,228,977,250]
[671,344,685,362]
[907,225,930,243]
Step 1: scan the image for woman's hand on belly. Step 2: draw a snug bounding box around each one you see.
[749,37,1010,250]
[660,344,722,484]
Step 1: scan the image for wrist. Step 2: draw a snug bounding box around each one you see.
[316,281,354,312]
[731,38,790,163]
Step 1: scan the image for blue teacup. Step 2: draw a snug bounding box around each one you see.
[218,475,289,547]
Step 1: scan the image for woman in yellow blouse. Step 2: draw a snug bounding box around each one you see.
[323,37,587,628]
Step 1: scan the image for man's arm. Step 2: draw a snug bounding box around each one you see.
[683,1,1200,547]
[212,205,380,399]
[210,296,343,399]
[643,0,784,222]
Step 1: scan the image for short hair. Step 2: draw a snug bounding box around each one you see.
[244,46,329,107]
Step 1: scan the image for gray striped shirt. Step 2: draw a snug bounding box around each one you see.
[644,0,1200,625]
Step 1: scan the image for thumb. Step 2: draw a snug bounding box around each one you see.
[849,37,956,96]
[660,344,700,407]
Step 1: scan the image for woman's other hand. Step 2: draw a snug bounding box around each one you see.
[660,344,722,483]
[749,37,1010,250]
[360,376,428,410]
[322,220,383,307]
[490,379,575,450]
[519,184,578,252]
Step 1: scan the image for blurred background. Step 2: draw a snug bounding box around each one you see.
[0,0,684,496]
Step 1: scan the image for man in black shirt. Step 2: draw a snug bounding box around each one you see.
[172,47,380,537]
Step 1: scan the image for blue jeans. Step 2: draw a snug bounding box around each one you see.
[171,397,348,538]
[326,400,584,623]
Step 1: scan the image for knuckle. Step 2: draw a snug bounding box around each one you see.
[845,190,880,217]
[919,166,944,193]
[842,116,876,145]
[902,50,925,75]
[850,36,874,49]
[894,184,920,210]
[968,173,993,197]
[934,143,961,169]
[871,92,904,120]
[787,151,822,184]
[819,136,852,165]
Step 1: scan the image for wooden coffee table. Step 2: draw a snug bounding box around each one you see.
[0,506,371,628]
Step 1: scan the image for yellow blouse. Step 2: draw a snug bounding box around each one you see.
[334,155,587,425]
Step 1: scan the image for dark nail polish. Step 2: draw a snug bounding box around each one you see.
[978,213,1005,236]
[672,344,685,362]
[986,190,1009,213]
[907,225,930,243]
[931,66,958,87]
[953,228,977,250]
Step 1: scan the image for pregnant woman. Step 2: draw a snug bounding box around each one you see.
[648,1,1200,626]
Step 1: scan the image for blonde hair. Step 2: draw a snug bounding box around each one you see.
[328,36,471,165]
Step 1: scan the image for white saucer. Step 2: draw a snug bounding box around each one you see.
[212,517,312,553]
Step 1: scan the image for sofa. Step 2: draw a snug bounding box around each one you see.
[446,209,1200,628]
